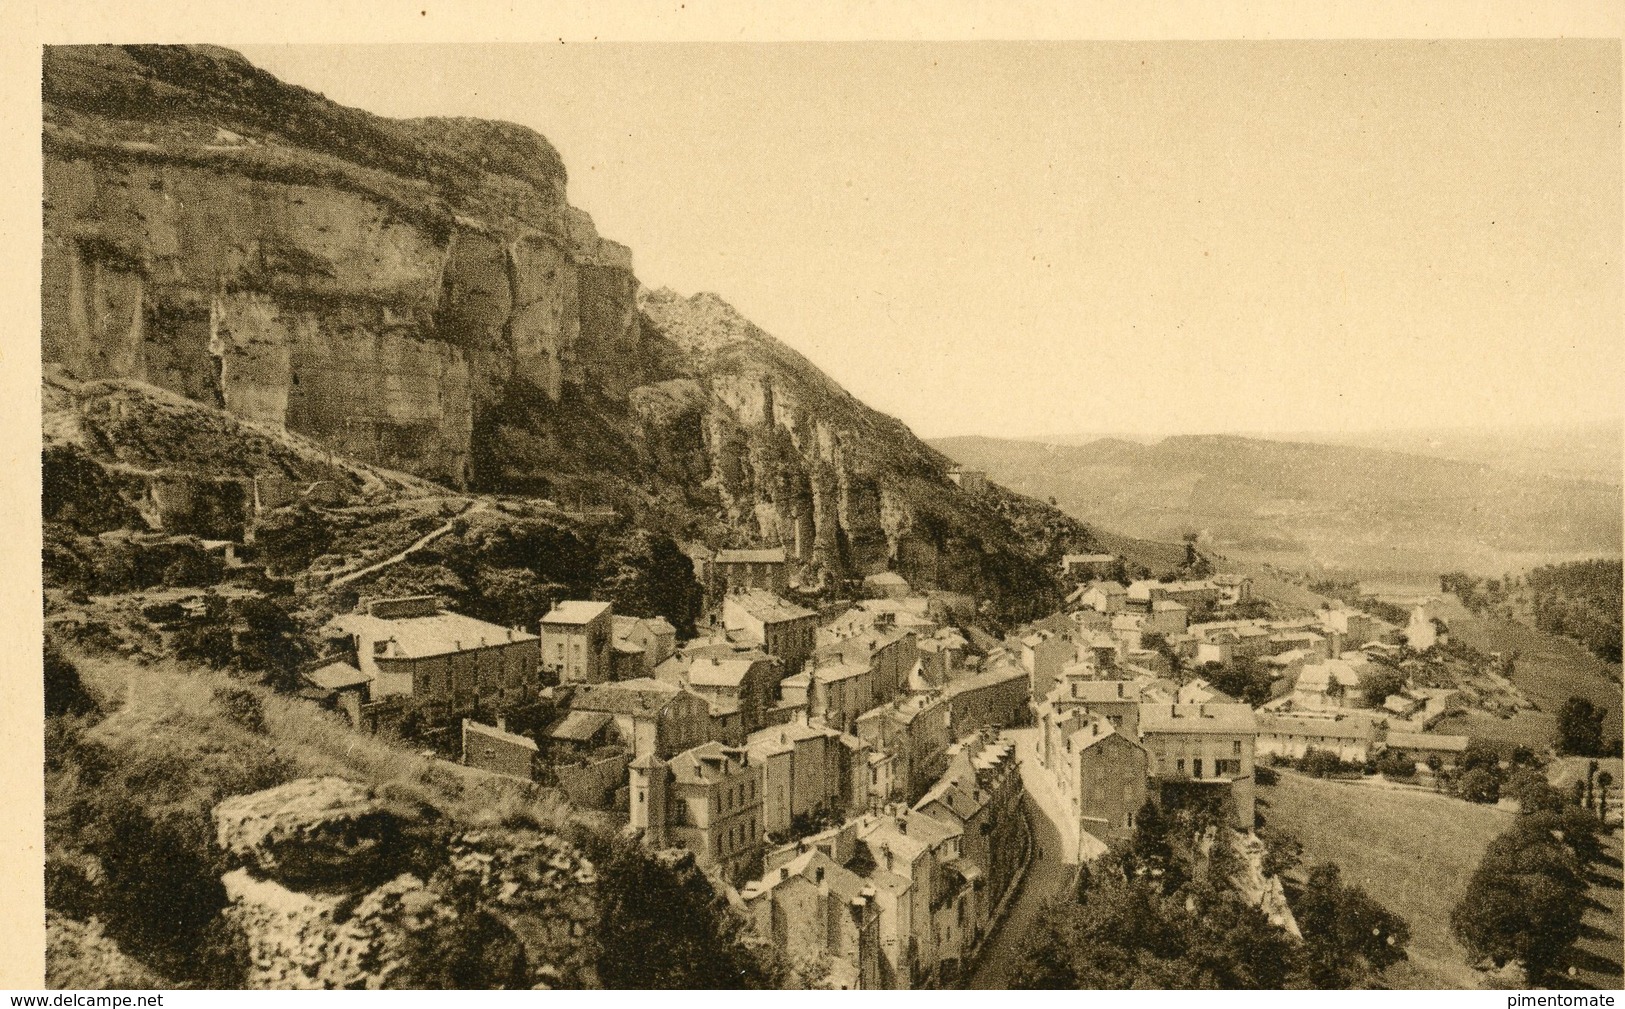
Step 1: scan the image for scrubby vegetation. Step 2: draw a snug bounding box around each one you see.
[1010,796,1409,989]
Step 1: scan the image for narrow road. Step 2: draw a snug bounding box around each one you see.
[966,791,1069,988]
[327,497,489,588]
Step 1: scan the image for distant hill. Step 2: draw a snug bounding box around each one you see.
[932,432,1623,580]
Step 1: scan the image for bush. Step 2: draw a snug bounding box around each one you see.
[213,685,266,735]
[1376,750,1416,779]
[1254,764,1279,786]
[1456,767,1502,804]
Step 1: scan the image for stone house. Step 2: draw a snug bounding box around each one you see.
[540,600,614,685]
[856,694,953,804]
[1054,713,1148,847]
[655,651,781,736]
[630,742,765,881]
[912,734,1022,949]
[858,809,970,988]
[739,848,882,989]
[722,589,817,676]
[566,677,711,758]
[460,718,538,780]
[1139,702,1258,829]
[1255,711,1378,764]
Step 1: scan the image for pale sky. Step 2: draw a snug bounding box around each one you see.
[237,41,1622,439]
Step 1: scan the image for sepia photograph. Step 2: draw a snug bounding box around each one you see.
[20,5,1625,994]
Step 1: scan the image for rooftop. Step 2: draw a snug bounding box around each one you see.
[726,588,816,624]
[571,677,689,716]
[542,600,612,625]
[325,607,537,660]
[303,658,371,692]
[464,718,538,752]
[1139,702,1257,736]
[669,741,754,785]
[1385,731,1470,752]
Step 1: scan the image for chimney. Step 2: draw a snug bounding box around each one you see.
[814,866,825,883]
[897,817,907,835]
[780,867,789,881]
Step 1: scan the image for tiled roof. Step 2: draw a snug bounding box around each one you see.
[669,741,753,784]
[303,659,370,691]
[548,710,615,742]
[571,677,688,715]
[1385,731,1469,752]
[727,589,815,624]
[464,718,538,751]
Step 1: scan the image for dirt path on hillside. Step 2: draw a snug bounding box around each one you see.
[326,497,490,589]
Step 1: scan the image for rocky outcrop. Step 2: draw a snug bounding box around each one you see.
[211,777,601,989]
[213,776,404,889]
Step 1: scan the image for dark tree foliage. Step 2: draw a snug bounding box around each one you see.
[171,592,310,690]
[1556,697,1608,757]
[1456,767,1502,805]
[1527,559,1623,663]
[44,641,97,719]
[1292,863,1411,987]
[1503,767,1567,815]
[1010,872,1307,989]
[1451,809,1602,982]
[1203,657,1274,707]
[1358,667,1408,708]
[591,837,781,988]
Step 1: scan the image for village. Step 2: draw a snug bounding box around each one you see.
[278,472,1536,990]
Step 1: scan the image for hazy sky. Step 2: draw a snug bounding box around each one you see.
[237,41,1622,439]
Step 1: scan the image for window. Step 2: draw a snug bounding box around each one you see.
[1193,759,1203,778]
[1232,739,1242,756]
[1176,758,1185,773]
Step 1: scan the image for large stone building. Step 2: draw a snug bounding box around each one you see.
[322,596,540,704]
[566,677,711,758]
[1139,702,1258,829]
[739,848,882,989]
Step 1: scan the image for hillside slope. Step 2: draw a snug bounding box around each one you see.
[41,44,1097,616]
[934,433,1622,579]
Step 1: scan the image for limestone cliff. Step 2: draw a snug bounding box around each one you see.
[42,44,1097,617]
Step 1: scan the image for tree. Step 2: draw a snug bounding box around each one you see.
[1556,697,1607,757]
[1357,667,1408,708]
[1597,770,1614,820]
[591,838,781,988]
[1452,815,1591,982]
[1504,767,1566,815]
[1456,767,1501,805]
[1294,863,1411,986]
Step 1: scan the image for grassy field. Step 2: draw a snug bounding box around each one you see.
[1570,829,1624,990]
[1259,770,1515,988]
[1432,596,1624,751]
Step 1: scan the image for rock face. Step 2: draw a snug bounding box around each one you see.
[211,777,601,989]
[44,45,639,490]
[213,776,404,888]
[42,44,1097,616]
